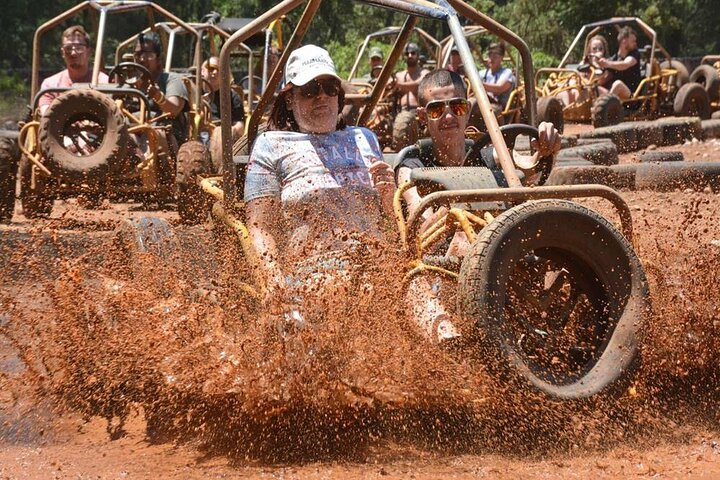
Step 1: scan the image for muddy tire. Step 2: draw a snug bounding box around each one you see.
[673,83,711,120]
[657,117,703,145]
[635,161,720,192]
[537,97,564,134]
[660,59,689,88]
[557,142,618,166]
[38,89,129,184]
[19,157,54,218]
[0,137,19,223]
[701,119,720,140]
[592,94,624,128]
[689,64,720,103]
[546,164,612,186]
[580,123,638,153]
[637,150,684,163]
[458,200,648,400]
[176,140,210,225]
[633,121,664,150]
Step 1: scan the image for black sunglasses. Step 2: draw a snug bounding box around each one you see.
[296,78,341,98]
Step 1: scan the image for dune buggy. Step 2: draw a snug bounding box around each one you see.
[690,55,720,112]
[5,1,208,222]
[536,17,710,128]
[343,25,442,149]
[123,0,649,401]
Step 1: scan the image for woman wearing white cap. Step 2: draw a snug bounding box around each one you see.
[243,45,396,317]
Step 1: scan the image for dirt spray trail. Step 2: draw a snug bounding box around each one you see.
[0,187,719,477]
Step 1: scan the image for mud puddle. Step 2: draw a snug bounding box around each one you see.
[0,187,719,477]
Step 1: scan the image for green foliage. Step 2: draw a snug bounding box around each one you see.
[531,51,560,70]
[0,73,29,97]
[0,0,718,78]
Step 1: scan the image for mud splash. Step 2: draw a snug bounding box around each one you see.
[0,188,719,468]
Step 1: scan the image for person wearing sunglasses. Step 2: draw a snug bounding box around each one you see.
[244,45,396,321]
[131,31,189,148]
[390,42,430,151]
[557,35,610,107]
[396,69,561,343]
[38,25,109,114]
[201,56,245,140]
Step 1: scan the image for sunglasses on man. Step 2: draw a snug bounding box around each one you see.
[296,78,341,98]
[424,97,470,120]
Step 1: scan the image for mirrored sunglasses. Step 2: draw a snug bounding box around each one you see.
[297,78,341,98]
[424,97,470,120]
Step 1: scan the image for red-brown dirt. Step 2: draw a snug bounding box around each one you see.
[1,134,719,478]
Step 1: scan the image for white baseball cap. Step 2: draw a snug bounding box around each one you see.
[284,44,342,86]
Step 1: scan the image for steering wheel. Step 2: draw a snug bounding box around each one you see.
[466,123,554,186]
[108,62,152,89]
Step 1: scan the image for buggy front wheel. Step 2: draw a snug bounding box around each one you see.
[457,199,649,400]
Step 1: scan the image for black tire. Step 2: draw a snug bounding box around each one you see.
[656,117,703,145]
[546,164,612,186]
[660,59,689,88]
[701,119,720,140]
[19,157,54,218]
[673,83,711,120]
[689,64,720,103]
[592,94,624,128]
[580,123,638,153]
[537,97,565,134]
[38,89,129,184]
[458,200,648,400]
[635,161,720,192]
[557,142,618,166]
[632,121,664,150]
[176,140,210,225]
[0,137,19,223]
[637,150,684,163]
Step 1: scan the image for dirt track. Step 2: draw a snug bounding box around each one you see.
[1,137,719,478]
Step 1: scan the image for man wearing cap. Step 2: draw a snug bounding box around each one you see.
[201,56,246,140]
[39,25,109,114]
[363,47,384,83]
[133,31,189,148]
[390,42,430,151]
[446,45,466,77]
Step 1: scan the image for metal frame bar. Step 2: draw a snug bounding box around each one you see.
[405,184,635,246]
[31,0,202,114]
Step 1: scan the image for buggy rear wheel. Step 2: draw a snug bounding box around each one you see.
[673,83,711,119]
[537,97,565,134]
[0,137,19,223]
[457,199,649,400]
[19,157,54,218]
[176,140,211,225]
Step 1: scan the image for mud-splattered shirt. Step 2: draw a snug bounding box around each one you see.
[244,127,386,258]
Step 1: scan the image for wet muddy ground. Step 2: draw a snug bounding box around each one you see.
[1,132,719,478]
